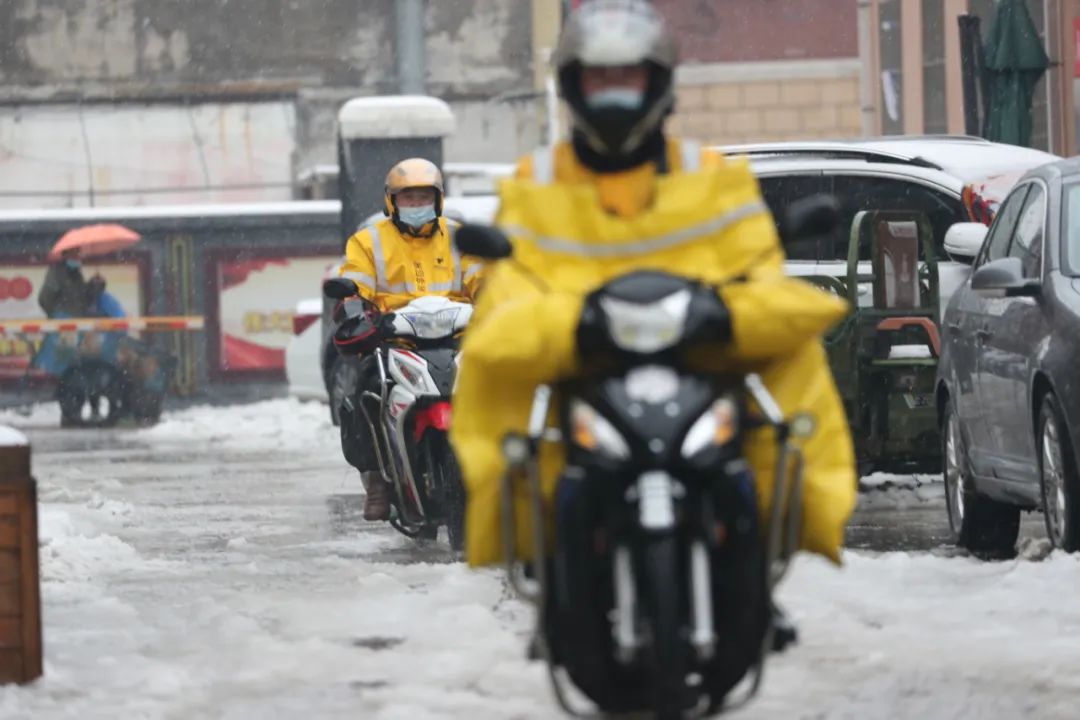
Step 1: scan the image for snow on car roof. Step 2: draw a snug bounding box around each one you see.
[0,194,498,227]
[721,136,1059,184]
[0,200,341,223]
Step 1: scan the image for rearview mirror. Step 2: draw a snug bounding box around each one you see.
[455,223,513,260]
[943,222,988,263]
[971,256,1040,298]
[323,277,358,300]
[780,194,841,245]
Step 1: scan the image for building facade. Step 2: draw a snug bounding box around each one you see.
[0,0,557,208]
[859,0,1080,157]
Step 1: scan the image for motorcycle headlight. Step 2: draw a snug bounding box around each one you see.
[598,289,691,354]
[570,399,630,460]
[680,396,738,458]
[400,308,461,339]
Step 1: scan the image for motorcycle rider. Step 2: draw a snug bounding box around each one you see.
[450,0,856,650]
[336,158,485,521]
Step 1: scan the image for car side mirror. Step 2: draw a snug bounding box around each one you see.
[943,222,988,263]
[323,277,358,300]
[971,256,1040,298]
[780,193,841,245]
[454,223,514,260]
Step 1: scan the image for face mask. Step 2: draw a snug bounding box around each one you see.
[398,205,437,229]
[585,87,645,111]
[65,259,81,270]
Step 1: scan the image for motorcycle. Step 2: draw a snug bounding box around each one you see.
[452,194,839,719]
[323,282,472,551]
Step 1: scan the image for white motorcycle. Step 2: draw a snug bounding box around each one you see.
[326,284,473,550]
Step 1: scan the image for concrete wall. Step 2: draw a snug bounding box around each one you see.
[669,59,862,146]
[653,0,858,63]
[0,0,542,205]
[0,0,533,100]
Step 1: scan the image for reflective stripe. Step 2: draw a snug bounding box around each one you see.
[368,224,389,292]
[380,281,454,294]
[503,201,767,258]
[463,264,483,282]
[680,140,701,172]
[448,222,464,291]
[532,146,555,185]
[341,271,376,291]
[427,281,455,292]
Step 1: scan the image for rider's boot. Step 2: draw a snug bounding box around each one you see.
[360,471,391,521]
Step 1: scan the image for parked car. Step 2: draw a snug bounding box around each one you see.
[284,298,325,402]
[717,135,1059,315]
[285,194,499,420]
[936,155,1080,556]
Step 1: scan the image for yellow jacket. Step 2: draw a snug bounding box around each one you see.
[340,216,485,312]
[450,139,857,567]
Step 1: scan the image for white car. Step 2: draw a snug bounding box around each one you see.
[718,135,1060,315]
[285,194,498,418]
[284,298,325,401]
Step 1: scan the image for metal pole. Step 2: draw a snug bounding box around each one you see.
[958,15,982,136]
[857,0,876,136]
[395,0,427,95]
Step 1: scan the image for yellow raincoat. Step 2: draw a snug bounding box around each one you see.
[340,216,486,312]
[450,143,857,567]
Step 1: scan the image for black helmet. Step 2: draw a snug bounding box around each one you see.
[554,0,677,161]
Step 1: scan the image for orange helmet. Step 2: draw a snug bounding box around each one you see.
[383,158,444,220]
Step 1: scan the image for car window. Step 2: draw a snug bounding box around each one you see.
[976,184,1030,268]
[1007,184,1045,279]
[829,175,966,262]
[1064,182,1080,276]
[757,174,832,261]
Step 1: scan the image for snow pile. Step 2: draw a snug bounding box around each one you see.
[137,398,337,452]
[759,551,1080,718]
[0,403,60,428]
[858,472,946,510]
[0,425,27,447]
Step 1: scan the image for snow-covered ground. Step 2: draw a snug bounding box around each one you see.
[0,400,1077,719]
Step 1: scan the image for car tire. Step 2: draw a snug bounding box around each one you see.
[1037,393,1080,552]
[942,398,1020,557]
[328,356,359,427]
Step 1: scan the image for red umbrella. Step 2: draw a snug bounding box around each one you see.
[48,224,141,261]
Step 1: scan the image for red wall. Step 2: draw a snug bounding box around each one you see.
[652,0,858,63]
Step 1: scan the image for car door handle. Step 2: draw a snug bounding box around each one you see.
[947,322,962,332]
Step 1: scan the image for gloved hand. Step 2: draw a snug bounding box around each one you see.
[332,297,383,355]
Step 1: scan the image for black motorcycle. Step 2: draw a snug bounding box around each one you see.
[453,195,838,719]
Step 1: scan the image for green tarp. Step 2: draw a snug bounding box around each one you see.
[982,0,1050,147]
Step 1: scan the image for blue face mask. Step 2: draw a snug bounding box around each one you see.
[399,205,437,229]
[65,259,82,270]
[585,87,645,111]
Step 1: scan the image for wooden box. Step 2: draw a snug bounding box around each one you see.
[0,439,42,684]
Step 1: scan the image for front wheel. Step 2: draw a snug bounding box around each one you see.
[425,435,466,553]
[641,536,687,720]
[942,399,1019,557]
[57,360,125,428]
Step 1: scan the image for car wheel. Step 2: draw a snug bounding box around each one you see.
[942,398,1020,557]
[328,356,359,427]
[1038,393,1080,552]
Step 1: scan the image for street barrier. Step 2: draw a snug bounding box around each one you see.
[0,315,204,335]
[0,427,42,684]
